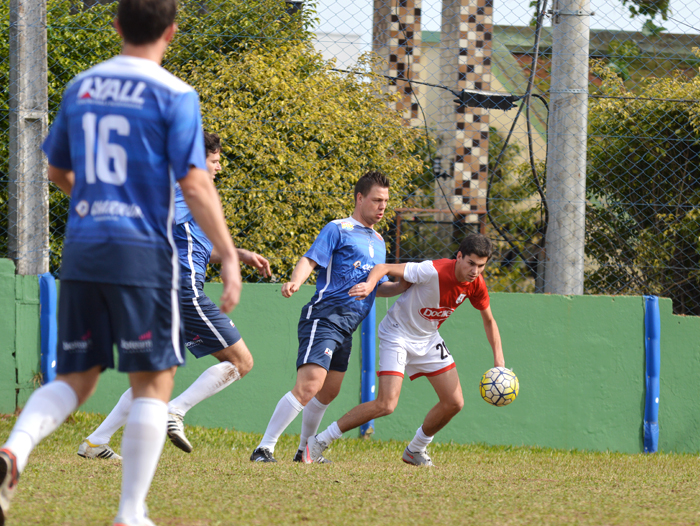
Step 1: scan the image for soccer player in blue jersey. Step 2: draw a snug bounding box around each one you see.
[0,1,241,525]
[76,132,270,459]
[250,171,409,463]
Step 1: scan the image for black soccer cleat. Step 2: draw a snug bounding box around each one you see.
[292,449,306,463]
[250,447,277,463]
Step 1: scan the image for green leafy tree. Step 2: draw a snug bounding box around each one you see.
[587,62,700,314]
[186,49,423,280]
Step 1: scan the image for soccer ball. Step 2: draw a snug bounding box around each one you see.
[479,367,519,407]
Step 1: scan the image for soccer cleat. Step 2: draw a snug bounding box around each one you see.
[250,447,277,462]
[292,448,308,463]
[0,448,20,526]
[113,516,156,526]
[306,435,333,464]
[78,439,122,460]
[402,447,434,467]
[167,414,193,453]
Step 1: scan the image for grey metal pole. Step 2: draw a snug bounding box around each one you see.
[544,0,591,295]
[9,0,49,275]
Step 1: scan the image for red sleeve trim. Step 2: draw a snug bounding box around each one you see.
[377,371,405,378]
[408,362,456,381]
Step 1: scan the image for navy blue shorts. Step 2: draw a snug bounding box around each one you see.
[181,287,241,358]
[296,318,353,372]
[57,280,185,374]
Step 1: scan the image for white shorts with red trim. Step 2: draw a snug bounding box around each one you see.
[378,331,456,381]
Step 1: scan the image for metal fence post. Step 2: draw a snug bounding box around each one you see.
[9,0,49,275]
[544,0,590,295]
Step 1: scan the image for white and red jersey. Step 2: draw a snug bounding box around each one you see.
[378,259,489,355]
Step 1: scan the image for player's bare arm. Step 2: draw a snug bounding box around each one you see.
[282,256,317,298]
[47,166,75,196]
[349,263,408,299]
[480,305,505,368]
[211,247,271,278]
[179,166,241,312]
[376,278,411,298]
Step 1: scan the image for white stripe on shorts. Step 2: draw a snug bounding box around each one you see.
[171,288,183,364]
[303,319,320,364]
[192,296,228,349]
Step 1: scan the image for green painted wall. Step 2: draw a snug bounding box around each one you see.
[5,270,700,454]
[0,259,41,413]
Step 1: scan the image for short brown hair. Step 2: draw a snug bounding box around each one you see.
[457,233,493,260]
[354,171,390,202]
[117,0,177,46]
[204,132,221,155]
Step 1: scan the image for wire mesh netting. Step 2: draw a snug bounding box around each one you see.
[3,0,700,314]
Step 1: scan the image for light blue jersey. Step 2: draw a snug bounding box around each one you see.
[302,216,388,334]
[42,55,208,288]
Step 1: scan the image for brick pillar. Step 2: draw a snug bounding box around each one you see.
[436,0,493,222]
[373,0,423,126]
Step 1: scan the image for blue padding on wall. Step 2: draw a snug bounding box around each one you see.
[360,302,376,436]
[39,273,58,384]
[643,295,660,453]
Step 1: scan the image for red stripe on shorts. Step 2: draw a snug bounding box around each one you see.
[408,362,456,381]
[377,371,404,378]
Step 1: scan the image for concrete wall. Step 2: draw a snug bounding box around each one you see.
[4,267,700,453]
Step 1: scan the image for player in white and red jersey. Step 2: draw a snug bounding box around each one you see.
[307,233,505,466]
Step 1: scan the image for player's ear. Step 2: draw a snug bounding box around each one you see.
[456,251,463,260]
[113,18,123,38]
[163,23,178,44]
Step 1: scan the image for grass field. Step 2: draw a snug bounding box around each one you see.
[1,412,700,526]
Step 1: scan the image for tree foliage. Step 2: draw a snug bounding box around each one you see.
[185,49,423,280]
[1,0,423,279]
[587,61,700,314]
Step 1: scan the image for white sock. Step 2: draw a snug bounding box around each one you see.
[168,362,240,417]
[117,398,168,525]
[2,381,78,472]
[258,391,303,452]
[298,397,328,450]
[408,425,434,453]
[316,421,343,446]
[87,388,133,445]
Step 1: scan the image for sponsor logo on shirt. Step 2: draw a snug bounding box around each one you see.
[90,200,144,221]
[77,77,146,106]
[368,241,375,258]
[419,307,454,321]
[340,222,354,230]
[324,348,334,357]
[456,293,467,305]
[354,260,374,272]
[75,200,90,218]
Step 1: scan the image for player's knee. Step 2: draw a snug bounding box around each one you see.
[233,351,254,378]
[375,398,398,417]
[445,396,464,416]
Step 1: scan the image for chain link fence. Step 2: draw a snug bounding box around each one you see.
[3,0,700,314]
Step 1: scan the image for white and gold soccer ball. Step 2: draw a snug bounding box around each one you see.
[479,367,519,407]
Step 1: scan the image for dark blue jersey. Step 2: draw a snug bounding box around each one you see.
[173,184,213,293]
[302,217,388,334]
[42,55,207,288]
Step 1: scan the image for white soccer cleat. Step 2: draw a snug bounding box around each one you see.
[402,447,434,467]
[113,516,156,526]
[306,435,332,464]
[78,439,122,460]
[167,414,193,453]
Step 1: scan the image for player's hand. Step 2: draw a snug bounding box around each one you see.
[282,282,300,298]
[219,256,242,313]
[238,249,272,278]
[348,281,373,300]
